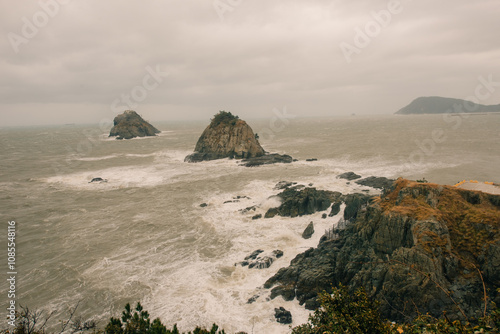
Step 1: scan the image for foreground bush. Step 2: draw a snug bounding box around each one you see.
[292,285,500,334]
[104,303,225,334]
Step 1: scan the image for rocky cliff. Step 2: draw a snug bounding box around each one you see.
[185,111,265,162]
[395,96,500,115]
[264,179,500,322]
[109,110,160,140]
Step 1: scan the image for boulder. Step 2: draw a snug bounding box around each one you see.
[274,307,292,324]
[302,222,314,239]
[109,110,160,139]
[337,171,362,180]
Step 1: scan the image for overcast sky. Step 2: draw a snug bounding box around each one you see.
[1,0,499,126]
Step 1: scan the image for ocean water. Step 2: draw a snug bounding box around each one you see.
[0,114,499,333]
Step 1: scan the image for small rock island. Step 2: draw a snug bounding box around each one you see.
[109,110,160,140]
[185,111,293,166]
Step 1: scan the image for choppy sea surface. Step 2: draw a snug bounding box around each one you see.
[0,114,499,333]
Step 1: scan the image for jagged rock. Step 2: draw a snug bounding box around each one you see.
[89,177,107,183]
[247,295,259,304]
[245,250,263,260]
[274,307,292,324]
[337,171,362,180]
[185,111,265,162]
[240,153,293,167]
[329,201,341,216]
[355,176,394,189]
[237,249,283,269]
[109,110,160,139]
[252,214,262,220]
[274,181,297,190]
[302,222,314,239]
[264,179,500,321]
[264,187,337,218]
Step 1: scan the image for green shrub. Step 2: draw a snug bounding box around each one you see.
[104,303,224,334]
[210,111,239,127]
[292,284,391,334]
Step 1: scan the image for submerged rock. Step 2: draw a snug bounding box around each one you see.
[89,177,107,183]
[109,110,160,140]
[185,111,265,162]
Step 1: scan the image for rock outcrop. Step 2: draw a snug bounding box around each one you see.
[109,110,160,140]
[240,153,293,167]
[185,111,265,162]
[264,179,500,321]
[264,187,342,218]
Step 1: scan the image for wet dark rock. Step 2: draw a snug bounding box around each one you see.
[245,250,264,260]
[264,208,279,218]
[322,213,327,219]
[337,171,362,180]
[252,214,262,220]
[302,222,314,239]
[240,153,293,167]
[329,201,341,216]
[306,158,317,162]
[199,203,208,207]
[274,307,292,324]
[355,176,395,189]
[274,181,297,190]
[240,206,256,213]
[247,295,260,304]
[264,187,335,218]
[89,177,107,183]
[224,200,240,204]
[237,249,283,269]
[109,110,160,139]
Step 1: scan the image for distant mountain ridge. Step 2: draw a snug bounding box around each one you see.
[395,96,500,115]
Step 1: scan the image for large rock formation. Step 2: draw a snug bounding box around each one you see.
[185,111,265,162]
[109,110,160,140]
[264,179,500,321]
[395,96,500,115]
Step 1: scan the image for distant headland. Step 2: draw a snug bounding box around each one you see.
[395,96,500,115]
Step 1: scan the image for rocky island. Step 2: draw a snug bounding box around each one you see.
[109,110,160,140]
[264,178,500,322]
[185,111,293,166]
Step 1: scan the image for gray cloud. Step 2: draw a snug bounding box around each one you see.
[1,0,499,126]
